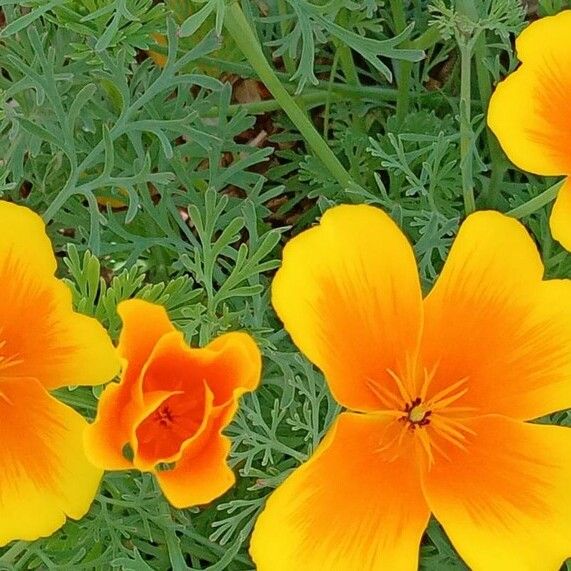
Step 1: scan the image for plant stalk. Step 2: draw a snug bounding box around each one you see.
[507,180,564,219]
[389,0,412,124]
[459,41,476,214]
[473,29,506,207]
[277,0,296,76]
[224,1,360,191]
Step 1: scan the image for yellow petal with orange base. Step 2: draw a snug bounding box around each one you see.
[272,204,423,412]
[488,11,571,175]
[550,178,571,251]
[250,412,430,571]
[0,200,55,276]
[422,211,571,420]
[0,377,102,546]
[0,201,119,389]
[423,415,571,571]
[515,10,571,67]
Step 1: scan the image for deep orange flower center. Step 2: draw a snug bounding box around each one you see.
[154,404,175,428]
[135,391,205,464]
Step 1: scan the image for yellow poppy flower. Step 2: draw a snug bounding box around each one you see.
[0,201,120,546]
[488,10,571,249]
[84,299,261,508]
[250,204,571,570]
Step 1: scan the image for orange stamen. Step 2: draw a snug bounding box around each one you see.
[366,377,402,409]
[386,368,413,404]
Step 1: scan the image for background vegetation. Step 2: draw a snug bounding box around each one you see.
[0,0,570,569]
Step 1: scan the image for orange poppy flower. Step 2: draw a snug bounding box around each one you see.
[488,10,571,249]
[0,201,119,546]
[250,204,571,570]
[84,299,261,508]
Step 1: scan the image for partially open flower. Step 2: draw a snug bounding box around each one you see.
[84,300,261,508]
[0,200,119,546]
[488,10,571,249]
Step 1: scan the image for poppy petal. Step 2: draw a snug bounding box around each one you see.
[0,377,102,546]
[83,301,175,469]
[199,332,262,407]
[422,211,571,420]
[488,11,571,175]
[423,415,571,570]
[514,10,571,66]
[137,330,261,408]
[83,382,134,470]
[0,200,56,276]
[0,203,119,390]
[155,429,235,509]
[250,412,430,571]
[117,299,176,385]
[272,204,423,412]
[550,178,571,251]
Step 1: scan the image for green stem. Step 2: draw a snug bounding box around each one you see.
[159,54,472,105]
[459,41,476,214]
[473,33,491,115]
[336,8,360,88]
[473,29,505,207]
[0,540,28,565]
[507,180,564,219]
[303,82,397,103]
[156,488,188,570]
[323,49,341,140]
[277,0,296,76]
[206,90,346,117]
[196,55,409,101]
[406,25,442,50]
[335,9,365,132]
[224,1,359,191]
[389,0,411,123]
[337,43,360,87]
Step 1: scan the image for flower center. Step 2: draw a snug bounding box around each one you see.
[403,397,431,428]
[154,405,174,428]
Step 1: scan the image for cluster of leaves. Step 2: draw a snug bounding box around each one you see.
[1,0,570,570]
